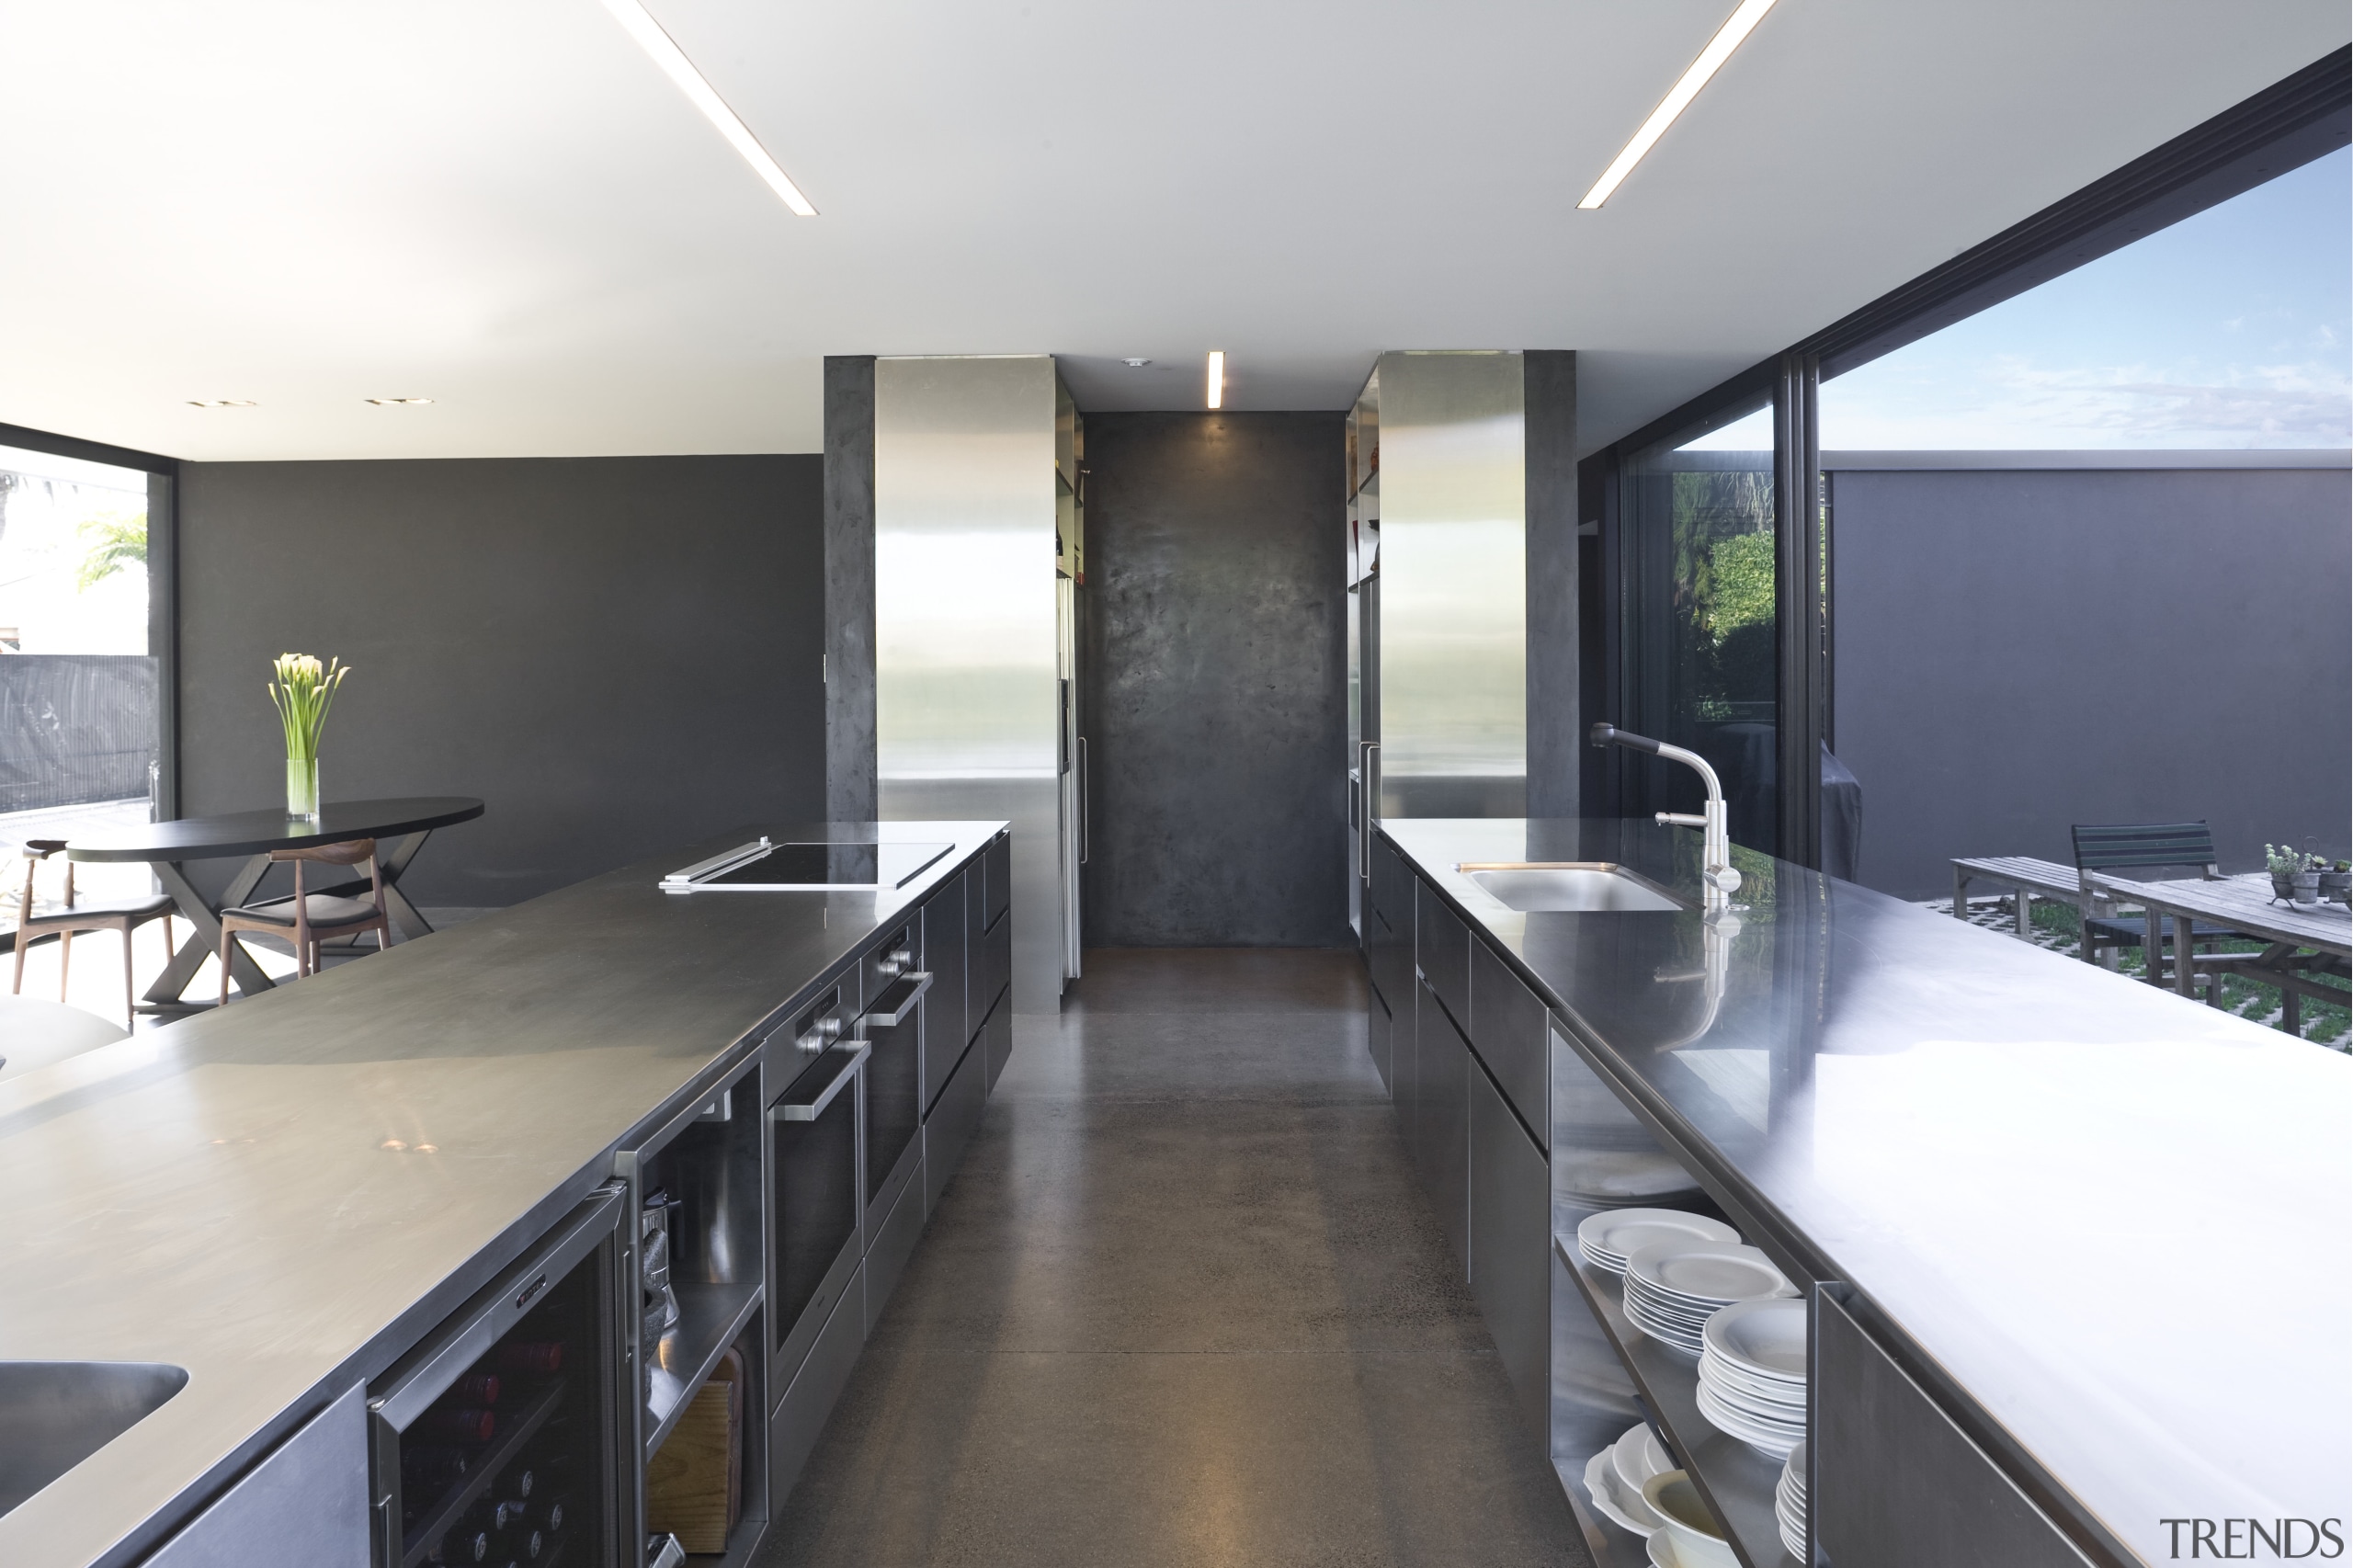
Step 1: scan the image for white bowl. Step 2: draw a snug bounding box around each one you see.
[1641,1471,1740,1568]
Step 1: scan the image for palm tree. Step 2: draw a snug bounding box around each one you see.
[75,510,147,591]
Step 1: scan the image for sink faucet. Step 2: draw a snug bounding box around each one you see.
[1588,723,1743,914]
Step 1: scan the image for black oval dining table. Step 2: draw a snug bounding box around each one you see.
[66,796,484,1008]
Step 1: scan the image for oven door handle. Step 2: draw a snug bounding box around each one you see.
[774,1043,869,1121]
[859,971,934,1030]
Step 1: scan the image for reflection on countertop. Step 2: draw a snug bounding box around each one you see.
[0,821,1003,1568]
[1381,817,2353,1568]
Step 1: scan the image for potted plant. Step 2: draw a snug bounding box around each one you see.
[2324,860,2352,906]
[2265,844,2323,904]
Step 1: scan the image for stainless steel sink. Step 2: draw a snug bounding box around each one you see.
[0,1361,188,1517]
[1458,862,1687,914]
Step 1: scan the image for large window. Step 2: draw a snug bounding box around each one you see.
[0,443,159,938]
[1619,403,1778,849]
[1812,144,2349,1044]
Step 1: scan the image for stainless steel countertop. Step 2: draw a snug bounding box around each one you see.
[1381,818,2351,1568]
[0,821,1003,1568]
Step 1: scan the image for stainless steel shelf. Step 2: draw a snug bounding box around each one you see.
[1556,1235,1798,1568]
[1554,1454,1654,1568]
[643,1278,762,1460]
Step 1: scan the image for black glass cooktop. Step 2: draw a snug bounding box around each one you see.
[684,840,952,890]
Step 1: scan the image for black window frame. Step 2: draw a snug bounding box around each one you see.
[1581,45,2351,867]
[0,421,184,822]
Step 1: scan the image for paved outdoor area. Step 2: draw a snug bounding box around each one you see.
[1927,893,2352,1051]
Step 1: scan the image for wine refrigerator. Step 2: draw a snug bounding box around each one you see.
[369,1186,632,1568]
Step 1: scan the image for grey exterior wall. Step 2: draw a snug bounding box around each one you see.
[176,455,824,907]
[1830,462,2351,899]
[1081,412,1350,947]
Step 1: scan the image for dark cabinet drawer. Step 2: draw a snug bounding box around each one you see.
[922,873,968,1108]
[1468,938,1547,1151]
[1469,1064,1549,1436]
[1817,1290,2097,1567]
[1371,835,1413,936]
[1366,969,1392,1093]
[1415,879,1470,1028]
[983,831,1011,933]
[926,1006,990,1213]
[1415,974,1470,1274]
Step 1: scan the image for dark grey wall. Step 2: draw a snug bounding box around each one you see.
[1525,350,1581,817]
[1081,412,1350,947]
[177,455,824,907]
[823,356,877,824]
[1832,463,2352,899]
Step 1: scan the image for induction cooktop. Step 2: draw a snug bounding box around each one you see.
[661,837,953,892]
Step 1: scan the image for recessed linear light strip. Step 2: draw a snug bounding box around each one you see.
[597,0,817,216]
[1206,350,1225,410]
[1578,0,1779,210]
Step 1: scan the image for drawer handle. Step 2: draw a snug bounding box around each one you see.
[860,971,935,1029]
[775,1044,870,1121]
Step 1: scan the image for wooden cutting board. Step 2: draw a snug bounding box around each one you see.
[647,1348,743,1553]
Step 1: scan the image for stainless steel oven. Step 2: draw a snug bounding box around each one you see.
[767,983,865,1400]
[369,1185,630,1568]
[858,926,931,1238]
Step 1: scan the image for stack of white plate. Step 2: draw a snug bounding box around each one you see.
[1776,1441,1808,1559]
[1558,1148,1706,1207]
[1574,1208,1740,1276]
[1580,1420,1675,1538]
[1696,1298,1806,1459]
[1621,1241,1796,1359]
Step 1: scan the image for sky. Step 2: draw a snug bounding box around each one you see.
[1691,145,2351,451]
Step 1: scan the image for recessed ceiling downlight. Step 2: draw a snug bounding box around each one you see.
[186,399,256,409]
[365,397,435,406]
[1577,0,1779,210]
[598,0,818,217]
[1123,358,1152,368]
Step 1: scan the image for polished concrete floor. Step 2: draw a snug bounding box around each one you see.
[756,948,1592,1568]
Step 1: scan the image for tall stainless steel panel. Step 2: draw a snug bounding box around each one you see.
[874,355,1063,1014]
[1376,351,1527,818]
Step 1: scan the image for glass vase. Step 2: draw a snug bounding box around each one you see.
[286,755,321,821]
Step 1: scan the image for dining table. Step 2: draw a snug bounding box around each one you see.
[64,796,483,1008]
[2087,869,2352,1031]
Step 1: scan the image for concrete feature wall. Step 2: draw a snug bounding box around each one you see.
[1831,461,2351,899]
[1082,413,1349,947]
[177,455,824,908]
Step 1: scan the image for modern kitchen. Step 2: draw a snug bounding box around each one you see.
[0,6,2347,1568]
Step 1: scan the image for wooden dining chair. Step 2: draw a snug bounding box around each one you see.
[11,838,178,1028]
[218,838,393,1003]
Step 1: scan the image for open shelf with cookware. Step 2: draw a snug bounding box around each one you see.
[1556,1210,1804,1568]
[619,1047,769,1565]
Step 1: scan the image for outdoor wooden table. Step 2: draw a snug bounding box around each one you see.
[2087,869,2351,1030]
[65,796,483,1008]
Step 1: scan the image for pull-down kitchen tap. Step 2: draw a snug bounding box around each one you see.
[1588,723,1743,915]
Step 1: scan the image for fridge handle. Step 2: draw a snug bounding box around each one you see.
[1359,744,1378,883]
[1079,736,1090,866]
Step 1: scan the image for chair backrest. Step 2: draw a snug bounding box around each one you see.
[269,837,376,867]
[2070,821,2219,877]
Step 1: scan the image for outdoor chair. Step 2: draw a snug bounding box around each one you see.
[219,837,392,1003]
[11,838,177,1028]
[2070,821,2247,982]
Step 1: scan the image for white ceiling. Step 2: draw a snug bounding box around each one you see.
[0,1,2342,463]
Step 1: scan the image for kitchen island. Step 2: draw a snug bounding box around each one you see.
[0,820,1011,1568]
[1370,818,2350,1568]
